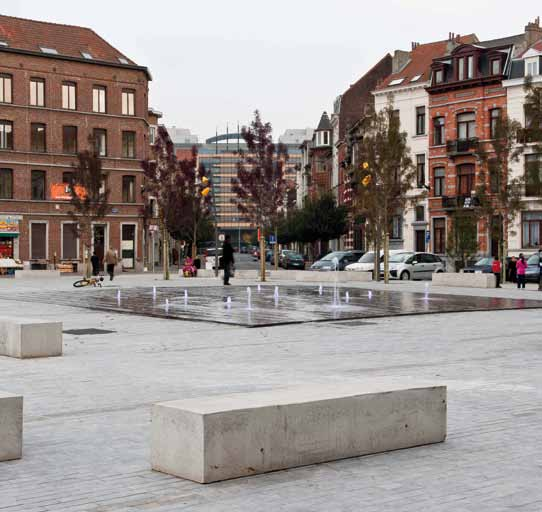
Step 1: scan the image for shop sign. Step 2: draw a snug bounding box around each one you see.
[0,215,21,234]
[50,183,87,201]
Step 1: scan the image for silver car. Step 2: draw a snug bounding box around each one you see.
[380,252,445,280]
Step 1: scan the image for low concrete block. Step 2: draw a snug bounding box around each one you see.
[0,318,63,358]
[296,271,372,283]
[15,270,61,279]
[151,382,446,483]
[432,272,496,288]
[0,391,23,462]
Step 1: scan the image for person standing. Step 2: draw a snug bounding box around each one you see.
[90,251,100,276]
[538,249,542,291]
[222,235,234,286]
[508,255,517,284]
[104,246,118,281]
[516,253,527,289]
[492,256,502,288]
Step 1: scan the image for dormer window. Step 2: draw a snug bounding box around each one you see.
[118,57,129,64]
[491,58,501,75]
[40,47,58,55]
[526,57,539,77]
[467,56,474,79]
[81,52,93,60]
[456,54,475,81]
[0,41,8,47]
[458,57,465,80]
[434,68,444,84]
[389,78,405,86]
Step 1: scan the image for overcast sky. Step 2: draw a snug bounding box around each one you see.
[4,0,542,139]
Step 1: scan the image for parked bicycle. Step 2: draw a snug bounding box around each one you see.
[73,275,104,288]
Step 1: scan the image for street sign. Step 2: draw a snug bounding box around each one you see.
[425,230,430,243]
[218,234,225,242]
[269,234,276,245]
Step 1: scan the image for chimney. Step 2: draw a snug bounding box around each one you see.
[411,41,419,50]
[525,17,542,46]
[392,49,411,73]
[455,33,461,43]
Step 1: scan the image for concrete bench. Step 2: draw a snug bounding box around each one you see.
[0,318,62,358]
[151,382,446,483]
[15,269,61,279]
[296,270,372,283]
[0,391,23,462]
[432,272,496,288]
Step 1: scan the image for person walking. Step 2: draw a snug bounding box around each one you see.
[222,235,234,286]
[538,249,542,291]
[103,246,118,281]
[90,251,100,276]
[508,255,517,284]
[516,253,527,289]
[492,256,502,288]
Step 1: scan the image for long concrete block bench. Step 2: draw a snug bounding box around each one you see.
[0,317,62,358]
[15,269,61,278]
[151,382,446,483]
[432,272,496,288]
[296,270,372,283]
[0,391,23,462]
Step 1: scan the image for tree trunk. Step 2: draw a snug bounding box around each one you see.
[373,233,380,282]
[274,227,278,271]
[383,231,390,284]
[162,222,170,280]
[83,225,92,278]
[259,228,266,282]
[192,219,198,260]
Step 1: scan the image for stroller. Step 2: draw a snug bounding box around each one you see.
[182,256,197,277]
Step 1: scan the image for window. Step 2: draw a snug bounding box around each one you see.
[62,223,78,259]
[526,58,539,77]
[31,123,46,152]
[415,205,425,222]
[30,222,47,260]
[31,170,46,200]
[416,106,426,135]
[122,90,135,116]
[81,51,93,59]
[457,112,476,139]
[0,120,13,149]
[92,86,106,113]
[433,218,446,254]
[0,169,13,199]
[62,126,77,154]
[62,82,76,110]
[93,129,107,156]
[434,69,443,84]
[467,55,474,79]
[323,131,329,145]
[433,167,445,197]
[458,57,465,80]
[40,47,58,55]
[118,57,129,64]
[149,126,156,144]
[30,78,45,106]
[389,78,405,86]
[416,154,425,187]
[457,164,475,196]
[0,74,12,103]
[391,215,403,240]
[62,172,74,184]
[491,59,501,75]
[525,154,542,196]
[433,117,445,145]
[410,74,422,82]
[122,175,136,203]
[122,131,136,158]
[490,109,501,139]
[489,159,500,194]
[522,212,542,248]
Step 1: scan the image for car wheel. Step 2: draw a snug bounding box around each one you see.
[400,271,410,281]
[435,269,443,273]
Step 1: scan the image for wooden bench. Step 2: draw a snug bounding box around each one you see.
[151,382,447,483]
[0,391,23,462]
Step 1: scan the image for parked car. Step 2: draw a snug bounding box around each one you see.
[525,253,541,283]
[310,251,363,271]
[281,251,305,270]
[346,250,400,273]
[462,257,494,274]
[276,249,293,267]
[380,251,445,280]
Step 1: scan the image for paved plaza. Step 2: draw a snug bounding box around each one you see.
[1,274,542,511]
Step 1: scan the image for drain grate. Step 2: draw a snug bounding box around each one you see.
[332,320,375,327]
[63,328,116,335]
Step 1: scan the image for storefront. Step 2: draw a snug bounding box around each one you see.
[0,215,21,259]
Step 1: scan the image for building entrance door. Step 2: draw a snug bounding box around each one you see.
[93,225,106,271]
[415,230,426,252]
[121,224,136,269]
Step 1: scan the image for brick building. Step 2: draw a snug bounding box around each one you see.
[0,15,153,271]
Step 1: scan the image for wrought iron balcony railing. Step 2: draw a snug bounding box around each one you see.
[446,138,479,156]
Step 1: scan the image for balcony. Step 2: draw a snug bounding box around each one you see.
[441,195,480,210]
[446,138,479,157]
[517,128,542,144]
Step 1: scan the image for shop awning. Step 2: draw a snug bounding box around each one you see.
[0,232,18,238]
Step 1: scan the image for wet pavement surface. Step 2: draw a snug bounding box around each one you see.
[4,284,542,327]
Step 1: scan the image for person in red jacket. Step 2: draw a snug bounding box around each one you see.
[492,256,502,288]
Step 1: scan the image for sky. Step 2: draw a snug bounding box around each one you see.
[3,0,542,139]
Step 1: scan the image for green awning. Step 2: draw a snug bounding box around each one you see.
[0,233,18,238]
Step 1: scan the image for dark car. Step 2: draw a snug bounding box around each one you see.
[463,257,494,274]
[282,251,305,270]
[525,254,541,283]
[310,251,364,271]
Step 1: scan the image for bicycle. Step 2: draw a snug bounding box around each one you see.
[73,275,104,288]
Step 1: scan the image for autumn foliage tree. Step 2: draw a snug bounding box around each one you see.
[232,111,289,280]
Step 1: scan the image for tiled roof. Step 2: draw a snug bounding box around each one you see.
[316,111,331,131]
[518,38,542,57]
[376,34,478,90]
[0,14,135,65]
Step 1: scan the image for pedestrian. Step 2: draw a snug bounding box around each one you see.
[103,246,118,281]
[516,253,527,289]
[539,249,542,291]
[90,251,100,276]
[222,235,234,286]
[492,256,502,288]
[508,255,517,284]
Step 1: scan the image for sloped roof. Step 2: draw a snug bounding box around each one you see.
[376,34,478,90]
[518,38,542,57]
[316,111,331,131]
[0,14,136,66]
